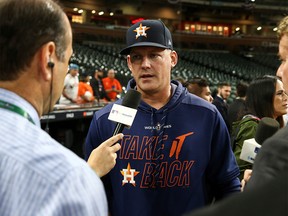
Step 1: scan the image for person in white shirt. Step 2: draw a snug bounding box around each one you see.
[59,63,80,104]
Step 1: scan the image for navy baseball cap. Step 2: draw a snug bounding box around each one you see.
[120,20,173,55]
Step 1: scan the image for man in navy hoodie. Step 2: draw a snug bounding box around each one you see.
[85,19,241,216]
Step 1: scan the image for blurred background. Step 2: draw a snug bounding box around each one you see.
[59,0,288,100]
[42,0,287,156]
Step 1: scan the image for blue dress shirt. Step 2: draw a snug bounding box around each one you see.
[0,88,107,216]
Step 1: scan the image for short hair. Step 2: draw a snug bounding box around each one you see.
[236,81,249,97]
[0,0,68,81]
[184,77,209,96]
[189,77,209,87]
[277,16,288,39]
[94,68,104,75]
[175,76,186,85]
[217,82,231,88]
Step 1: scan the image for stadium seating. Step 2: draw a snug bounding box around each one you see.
[70,42,278,103]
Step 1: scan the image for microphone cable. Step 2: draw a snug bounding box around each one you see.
[45,62,54,134]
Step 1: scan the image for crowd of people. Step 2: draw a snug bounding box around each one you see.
[0,0,287,215]
[177,72,287,181]
[59,64,123,105]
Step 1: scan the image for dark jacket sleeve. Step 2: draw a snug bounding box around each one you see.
[184,171,288,216]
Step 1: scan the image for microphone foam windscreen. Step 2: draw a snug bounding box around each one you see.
[122,89,142,109]
[255,117,280,145]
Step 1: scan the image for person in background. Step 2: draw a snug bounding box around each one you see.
[185,16,288,216]
[231,75,287,179]
[90,68,111,103]
[244,15,288,189]
[212,82,232,131]
[78,70,95,103]
[276,62,288,125]
[102,68,122,101]
[0,0,122,215]
[184,77,213,103]
[228,81,249,129]
[85,19,240,216]
[59,63,79,104]
[211,88,218,99]
[277,16,288,96]
[174,76,186,85]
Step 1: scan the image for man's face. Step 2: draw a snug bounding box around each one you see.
[97,71,103,78]
[69,68,79,77]
[200,86,213,103]
[278,34,288,92]
[127,46,177,95]
[108,70,115,79]
[219,85,231,100]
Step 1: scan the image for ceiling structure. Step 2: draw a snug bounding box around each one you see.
[60,0,288,26]
[59,0,284,80]
[59,0,287,50]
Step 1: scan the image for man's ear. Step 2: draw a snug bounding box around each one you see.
[171,50,178,68]
[127,55,132,71]
[38,42,56,81]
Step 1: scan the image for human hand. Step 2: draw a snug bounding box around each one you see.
[241,169,252,191]
[87,133,123,177]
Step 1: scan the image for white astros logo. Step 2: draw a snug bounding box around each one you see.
[120,163,140,186]
[133,23,150,39]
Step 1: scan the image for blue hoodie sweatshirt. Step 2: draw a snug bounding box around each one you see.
[85,79,240,216]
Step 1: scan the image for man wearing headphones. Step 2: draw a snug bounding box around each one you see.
[0,0,121,215]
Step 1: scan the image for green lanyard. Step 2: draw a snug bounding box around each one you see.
[0,99,35,125]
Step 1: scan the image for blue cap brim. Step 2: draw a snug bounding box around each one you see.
[120,42,172,55]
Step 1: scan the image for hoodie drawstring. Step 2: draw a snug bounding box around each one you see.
[150,107,168,187]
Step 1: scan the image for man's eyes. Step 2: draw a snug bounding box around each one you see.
[131,54,161,61]
[131,55,141,61]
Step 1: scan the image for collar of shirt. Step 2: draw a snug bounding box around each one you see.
[0,88,41,127]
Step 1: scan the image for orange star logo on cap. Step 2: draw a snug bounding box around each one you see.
[133,23,150,39]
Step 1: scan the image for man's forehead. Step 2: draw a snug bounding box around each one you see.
[202,87,210,94]
[130,46,166,54]
[279,35,288,55]
[220,85,231,89]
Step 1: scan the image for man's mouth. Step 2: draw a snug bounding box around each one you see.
[141,74,154,79]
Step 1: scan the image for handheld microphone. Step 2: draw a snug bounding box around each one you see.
[240,117,280,163]
[108,89,141,136]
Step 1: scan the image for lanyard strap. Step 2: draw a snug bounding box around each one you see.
[0,99,35,125]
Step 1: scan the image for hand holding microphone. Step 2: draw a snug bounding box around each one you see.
[241,169,252,191]
[87,89,141,177]
[87,133,123,177]
[240,117,280,163]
